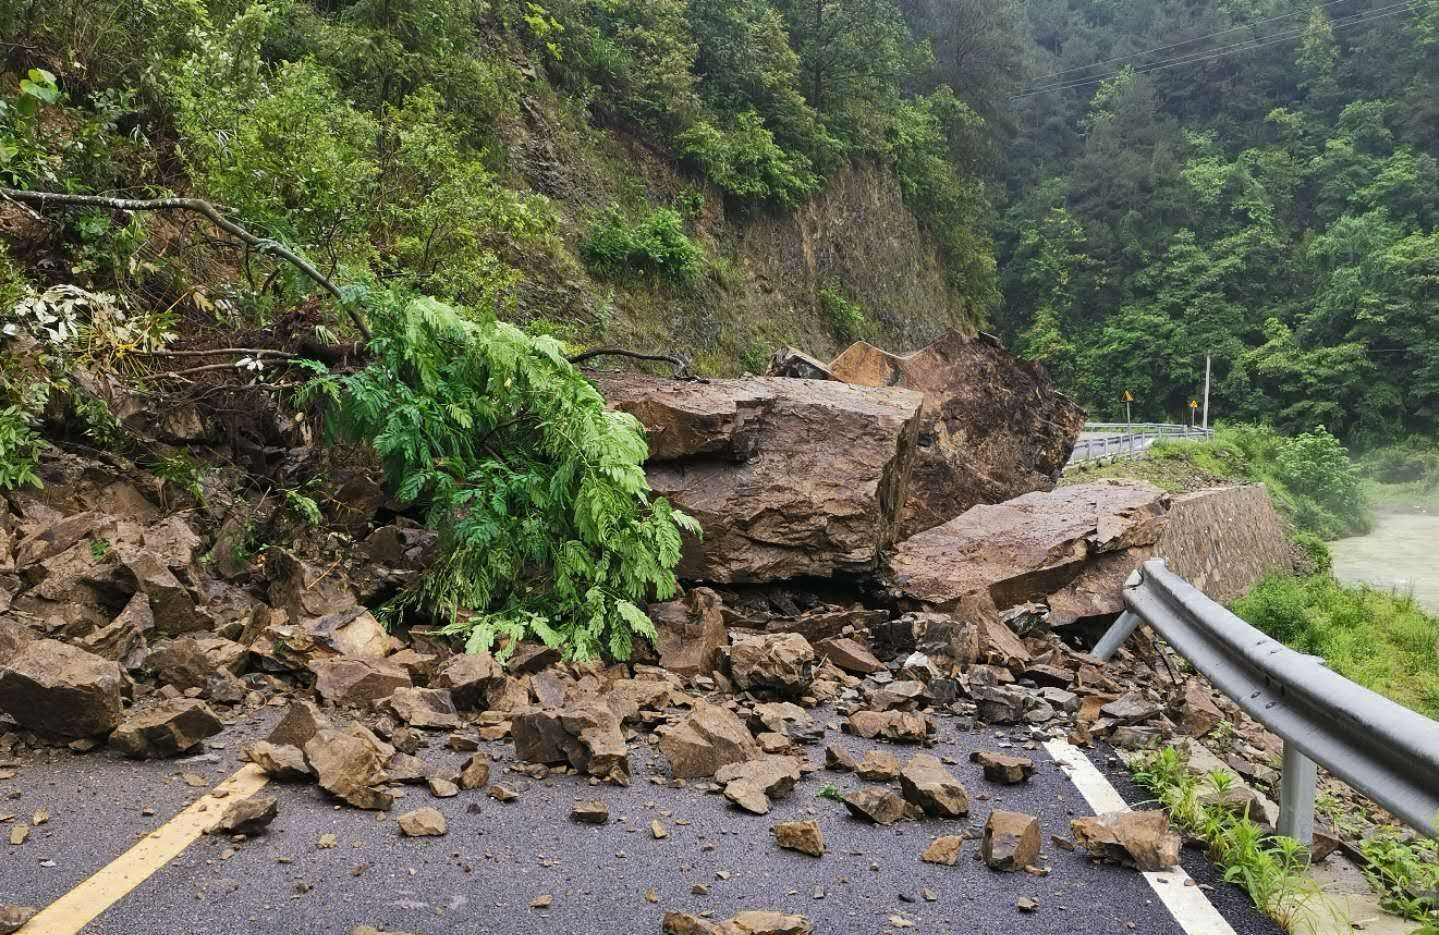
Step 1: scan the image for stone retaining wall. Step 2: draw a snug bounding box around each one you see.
[1155,485,1294,604]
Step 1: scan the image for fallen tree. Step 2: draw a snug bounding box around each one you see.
[2,188,699,661]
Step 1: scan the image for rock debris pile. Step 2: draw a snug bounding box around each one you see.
[0,330,1324,932]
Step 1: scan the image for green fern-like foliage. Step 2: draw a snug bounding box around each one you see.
[304,291,699,661]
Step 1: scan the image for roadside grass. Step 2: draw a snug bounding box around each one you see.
[1232,574,1439,720]
[1359,824,1439,927]
[1063,423,1371,539]
[1362,477,1439,514]
[1130,747,1318,929]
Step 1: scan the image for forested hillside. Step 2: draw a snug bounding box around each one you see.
[4,0,1438,440]
[996,0,1439,444]
[0,0,1005,374]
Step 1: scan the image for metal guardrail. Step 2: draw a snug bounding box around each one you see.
[1095,560,1439,843]
[1083,422,1212,435]
[1065,424,1214,471]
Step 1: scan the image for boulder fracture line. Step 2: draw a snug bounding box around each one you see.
[1043,739,1238,935]
[17,764,271,935]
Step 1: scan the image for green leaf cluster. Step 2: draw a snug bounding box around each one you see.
[581,206,702,286]
[307,290,699,661]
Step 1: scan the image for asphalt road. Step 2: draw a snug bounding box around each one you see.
[0,706,1283,935]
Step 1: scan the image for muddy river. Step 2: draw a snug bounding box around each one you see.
[1330,511,1439,613]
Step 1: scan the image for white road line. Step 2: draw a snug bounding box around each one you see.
[1044,738,1239,935]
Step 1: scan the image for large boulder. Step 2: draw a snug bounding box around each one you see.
[728,633,815,698]
[110,699,223,758]
[898,753,970,817]
[597,374,923,582]
[309,656,411,708]
[432,651,503,709]
[512,701,630,783]
[146,636,246,691]
[716,755,803,814]
[0,638,124,737]
[304,727,396,811]
[660,700,760,779]
[885,480,1170,626]
[828,331,1086,537]
[1071,811,1181,871]
[649,587,727,677]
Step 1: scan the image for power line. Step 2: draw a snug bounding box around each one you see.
[1017,0,1416,97]
[1024,0,1362,84]
[1012,2,1419,99]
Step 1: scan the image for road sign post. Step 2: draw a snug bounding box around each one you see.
[1189,399,1198,428]
[1123,390,1134,426]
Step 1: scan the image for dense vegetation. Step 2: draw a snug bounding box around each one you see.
[1065,422,1371,539]
[994,0,1439,447]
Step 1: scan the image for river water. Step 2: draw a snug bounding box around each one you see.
[1330,511,1439,613]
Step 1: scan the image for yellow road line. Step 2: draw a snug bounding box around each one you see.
[19,763,271,935]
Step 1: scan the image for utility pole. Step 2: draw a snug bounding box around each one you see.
[1202,355,1212,430]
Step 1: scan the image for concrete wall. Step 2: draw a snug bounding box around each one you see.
[1155,485,1294,604]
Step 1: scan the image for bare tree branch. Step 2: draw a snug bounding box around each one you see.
[135,347,300,359]
[0,187,372,342]
[566,347,692,377]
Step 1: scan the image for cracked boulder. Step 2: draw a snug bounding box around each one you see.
[828,331,1086,537]
[842,787,906,825]
[431,651,503,709]
[750,702,821,745]
[0,638,124,738]
[844,710,930,743]
[717,755,803,815]
[110,698,223,758]
[885,480,1170,626]
[813,636,885,675]
[597,374,923,582]
[310,656,411,708]
[982,810,1040,870]
[1071,811,1181,871]
[513,702,630,783]
[660,701,761,779]
[898,753,969,817]
[728,633,815,698]
[244,741,313,781]
[385,687,463,730]
[209,796,279,835]
[304,727,396,811]
[146,636,246,691]
[649,587,727,677]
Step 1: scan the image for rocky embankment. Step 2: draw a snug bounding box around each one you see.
[0,330,1318,931]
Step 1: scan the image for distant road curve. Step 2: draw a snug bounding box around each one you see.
[1065,423,1213,471]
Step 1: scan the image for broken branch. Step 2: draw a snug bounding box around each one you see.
[0,187,371,342]
[567,346,691,377]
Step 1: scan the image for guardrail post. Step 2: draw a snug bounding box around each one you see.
[1093,610,1142,662]
[1278,741,1317,845]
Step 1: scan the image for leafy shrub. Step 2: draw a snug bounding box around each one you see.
[0,405,44,491]
[166,5,378,254]
[1362,439,1439,488]
[1271,427,1370,538]
[1233,574,1439,718]
[305,290,700,661]
[1360,827,1439,923]
[819,285,865,342]
[0,68,62,186]
[675,112,819,209]
[376,88,554,308]
[582,205,701,286]
[1132,748,1317,926]
[1289,531,1332,574]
